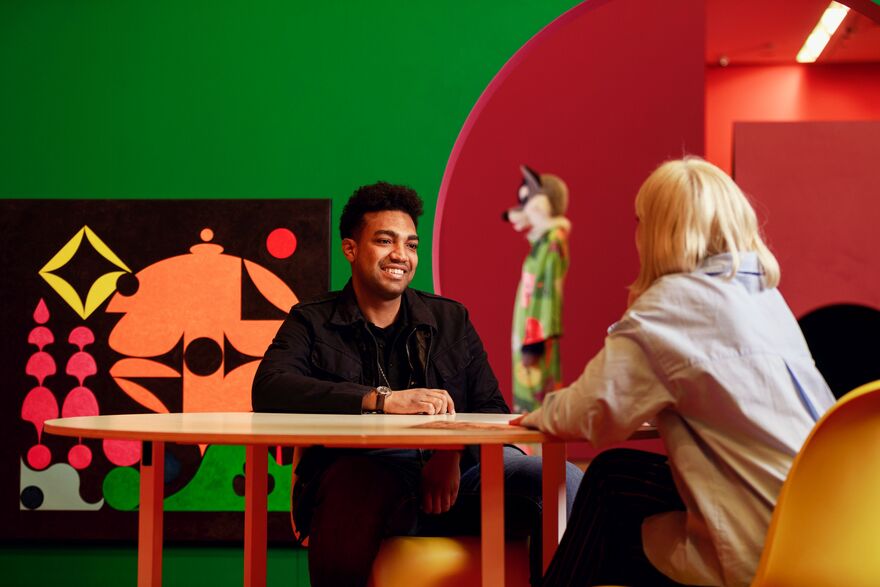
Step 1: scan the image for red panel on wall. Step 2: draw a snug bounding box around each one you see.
[434,0,705,409]
[706,63,880,174]
[733,120,880,318]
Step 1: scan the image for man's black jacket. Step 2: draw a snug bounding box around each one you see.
[251,283,511,537]
[252,281,510,417]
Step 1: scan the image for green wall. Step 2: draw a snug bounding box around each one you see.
[1,1,577,584]
[1,0,578,292]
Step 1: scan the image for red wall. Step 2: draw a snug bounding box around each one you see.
[733,121,880,318]
[434,0,705,410]
[706,63,880,174]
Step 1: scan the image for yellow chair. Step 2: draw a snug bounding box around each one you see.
[751,379,880,587]
[289,448,531,587]
[368,535,529,587]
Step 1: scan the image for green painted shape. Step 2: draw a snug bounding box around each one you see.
[266,452,293,511]
[102,466,140,511]
[163,445,245,510]
[163,445,291,512]
[102,446,291,512]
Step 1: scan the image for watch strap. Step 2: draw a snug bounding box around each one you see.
[375,386,392,413]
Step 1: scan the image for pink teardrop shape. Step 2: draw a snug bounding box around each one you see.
[25,352,56,386]
[61,386,99,418]
[68,326,95,350]
[21,387,59,441]
[66,352,97,385]
[33,299,50,324]
[28,326,54,351]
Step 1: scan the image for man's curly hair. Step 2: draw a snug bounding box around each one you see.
[339,181,424,239]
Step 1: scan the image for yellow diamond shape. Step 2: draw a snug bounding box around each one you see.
[39,226,132,319]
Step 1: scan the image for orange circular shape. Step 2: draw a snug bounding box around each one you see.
[200,228,214,242]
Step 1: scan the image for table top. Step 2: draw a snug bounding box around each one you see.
[44,412,558,446]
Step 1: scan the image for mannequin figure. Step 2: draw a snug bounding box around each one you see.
[503,165,571,413]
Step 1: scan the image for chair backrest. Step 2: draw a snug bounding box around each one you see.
[752,379,880,587]
[368,536,530,587]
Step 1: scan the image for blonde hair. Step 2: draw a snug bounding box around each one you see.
[628,156,779,304]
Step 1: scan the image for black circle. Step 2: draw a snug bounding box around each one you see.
[232,474,246,497]
[164,451,181,484]
[184,337,223,376]
[799,304,880,399]
[232,473,276,497]
[21,486,44,510]
[115,272,140,297]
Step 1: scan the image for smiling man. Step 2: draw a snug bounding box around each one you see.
[252,181,582,587]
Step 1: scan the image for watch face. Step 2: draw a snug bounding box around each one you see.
[377,386,392,396]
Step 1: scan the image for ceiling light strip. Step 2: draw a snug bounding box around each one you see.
[796,1,851,63]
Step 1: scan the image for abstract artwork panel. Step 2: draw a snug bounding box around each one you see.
[0,199,330,540]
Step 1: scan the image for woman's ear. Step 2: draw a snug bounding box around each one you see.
[341,238,357,262]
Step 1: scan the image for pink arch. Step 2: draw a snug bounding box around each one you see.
[431,0,612,293]
[429,0,706,410]
[433,0,880,295]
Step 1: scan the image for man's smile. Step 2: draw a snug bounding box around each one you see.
[382,265,407,278]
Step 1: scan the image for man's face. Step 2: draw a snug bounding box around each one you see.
[344,210,418,300]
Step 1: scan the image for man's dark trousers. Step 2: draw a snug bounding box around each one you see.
[305,446,583,587]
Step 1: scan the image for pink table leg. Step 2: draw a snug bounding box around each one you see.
[542,442,567,572]
[481,443,505,587]
[138,440,165,587]
[245,445,268,587]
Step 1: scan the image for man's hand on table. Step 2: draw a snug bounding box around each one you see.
[420,450,461,514]
[383,388,456,415]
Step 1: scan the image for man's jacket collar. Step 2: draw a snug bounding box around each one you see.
[327,280,438,331]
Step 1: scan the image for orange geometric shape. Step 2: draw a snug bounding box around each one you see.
[110,358,180,379]
[106,234,296,414]
[243,260,298,314]
[113,378,171,414]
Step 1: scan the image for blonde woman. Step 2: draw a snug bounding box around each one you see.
[514,157,834,586]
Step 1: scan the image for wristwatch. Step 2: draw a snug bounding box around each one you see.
[374,386,392,413]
